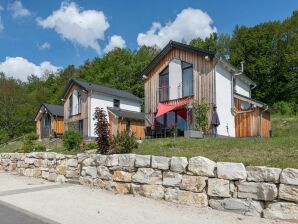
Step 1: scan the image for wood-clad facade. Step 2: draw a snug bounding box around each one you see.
[143,41,271,138]
[108,111,145,139]
[234,98,271,138]
[144,47,215,128]
[35,104,64,139]
[63,83,89,139]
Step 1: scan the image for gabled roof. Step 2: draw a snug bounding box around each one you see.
[107,107,145,120]
[140,40,256,87]
[61,79,142,102]
[34,103,64,121]
[218,58,256,86]
[140,40,215,78]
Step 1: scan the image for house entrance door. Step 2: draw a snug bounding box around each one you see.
[41,113,51,139]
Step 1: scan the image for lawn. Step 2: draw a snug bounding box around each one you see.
[1,115,297,168]
[133,115,298,169]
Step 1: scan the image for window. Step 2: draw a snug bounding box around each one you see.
[126,119,131,131]
[78,93,82,114]
[182,62,193,97]
[69,94,73,116]
[79,120,83,136]
[69,90,82,116]
[159,67,169,102]
[113,99,120,108]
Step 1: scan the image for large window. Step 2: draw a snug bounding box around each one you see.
[69,90,82,116]
[159,67,169,102]
[182,62,193,97]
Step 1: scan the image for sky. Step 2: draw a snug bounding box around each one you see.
[0,0,297,81]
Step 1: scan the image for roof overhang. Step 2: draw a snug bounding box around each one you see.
[217,59,256,87]
[234,93,267,109]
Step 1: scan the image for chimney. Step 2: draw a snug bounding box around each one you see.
[240,61,244,73]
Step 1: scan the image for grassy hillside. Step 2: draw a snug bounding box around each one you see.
[1,115,297,168]
[134,115,298,168]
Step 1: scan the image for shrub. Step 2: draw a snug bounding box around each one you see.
[25,132,38,141]
[109,131,138,154]
[0,130,9,144]
[192,99,210,132]
[33,144,46,152]
[273,101,297,115]
[87,142,97,150]
[93,107,110,154]
[62,130,82,151]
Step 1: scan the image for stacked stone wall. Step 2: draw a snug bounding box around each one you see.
[0,153,297,222]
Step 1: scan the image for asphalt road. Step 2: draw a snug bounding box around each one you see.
[0,200,58,224]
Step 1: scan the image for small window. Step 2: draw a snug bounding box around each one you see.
[126,119,131,132]
[182,61,193,97]
[78,93,82,114]
[69,94,73,116]
[113,99,120,108]
[79,120,83,136]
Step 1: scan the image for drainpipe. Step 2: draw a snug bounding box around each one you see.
[260,105,269,137]
[231,72,241,116]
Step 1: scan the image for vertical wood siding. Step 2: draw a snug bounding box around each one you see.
[234,98,271,138]
[144,48,214,127]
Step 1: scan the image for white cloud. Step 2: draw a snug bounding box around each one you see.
[8,1,31,19]
[37,1,109,54]
[0,57,61,81]
[137,8,217,48]
[103,35,126,53]
[38,42,51,50]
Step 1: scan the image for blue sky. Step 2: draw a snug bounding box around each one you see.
[0,0,297,81]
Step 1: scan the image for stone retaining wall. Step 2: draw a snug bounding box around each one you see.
[0,152,297,222]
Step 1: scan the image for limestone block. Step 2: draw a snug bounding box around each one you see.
[151,156,170,170]
[280,168,298,185]
[238,182,277,201]
[207,178,230,197]
[180,175,207,193]
[246,166,281,183]
[135,155,151,168]
[188,156,216,177]
[217,162,247,180]
[113,170,134,183]
[162,171,182,187]
[170,157,188,173]
[263,202,298,222]
[279,184,298,203]
[97,166,112,180]
[132,168,162,185]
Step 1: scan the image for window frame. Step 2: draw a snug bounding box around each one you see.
[113,99,120,108]
[181,61,194,98]
[159,66,169,102]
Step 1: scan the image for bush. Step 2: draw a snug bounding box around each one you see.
[0,130,9,144]
[93,107,110,154]
[109,131,138,154]
[62,130,82,151]
[87,142,97,150]
[33,144,46,152]
[192,99,210,132]
[25,132,38,141]
[273,101,297,115]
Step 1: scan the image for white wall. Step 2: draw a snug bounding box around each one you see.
[215,64,235,137]
[169,59,182,100]
[235,78,250,97]
[89,92,141,137]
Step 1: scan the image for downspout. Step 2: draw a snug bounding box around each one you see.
[260,105,269,137]
[88,89,92,139]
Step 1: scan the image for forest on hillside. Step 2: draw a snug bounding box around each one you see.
[0,11,297,138]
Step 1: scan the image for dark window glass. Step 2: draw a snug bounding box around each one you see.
[79,120,83,136]
[126,119,131,131]
[113,99,120,108]
[182,62,193,97]
[69,94,73,116]
[78,93,82,113]
[159,67,169,102]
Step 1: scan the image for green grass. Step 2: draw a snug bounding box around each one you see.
[133,115,298,169]
[1,115,297,168]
